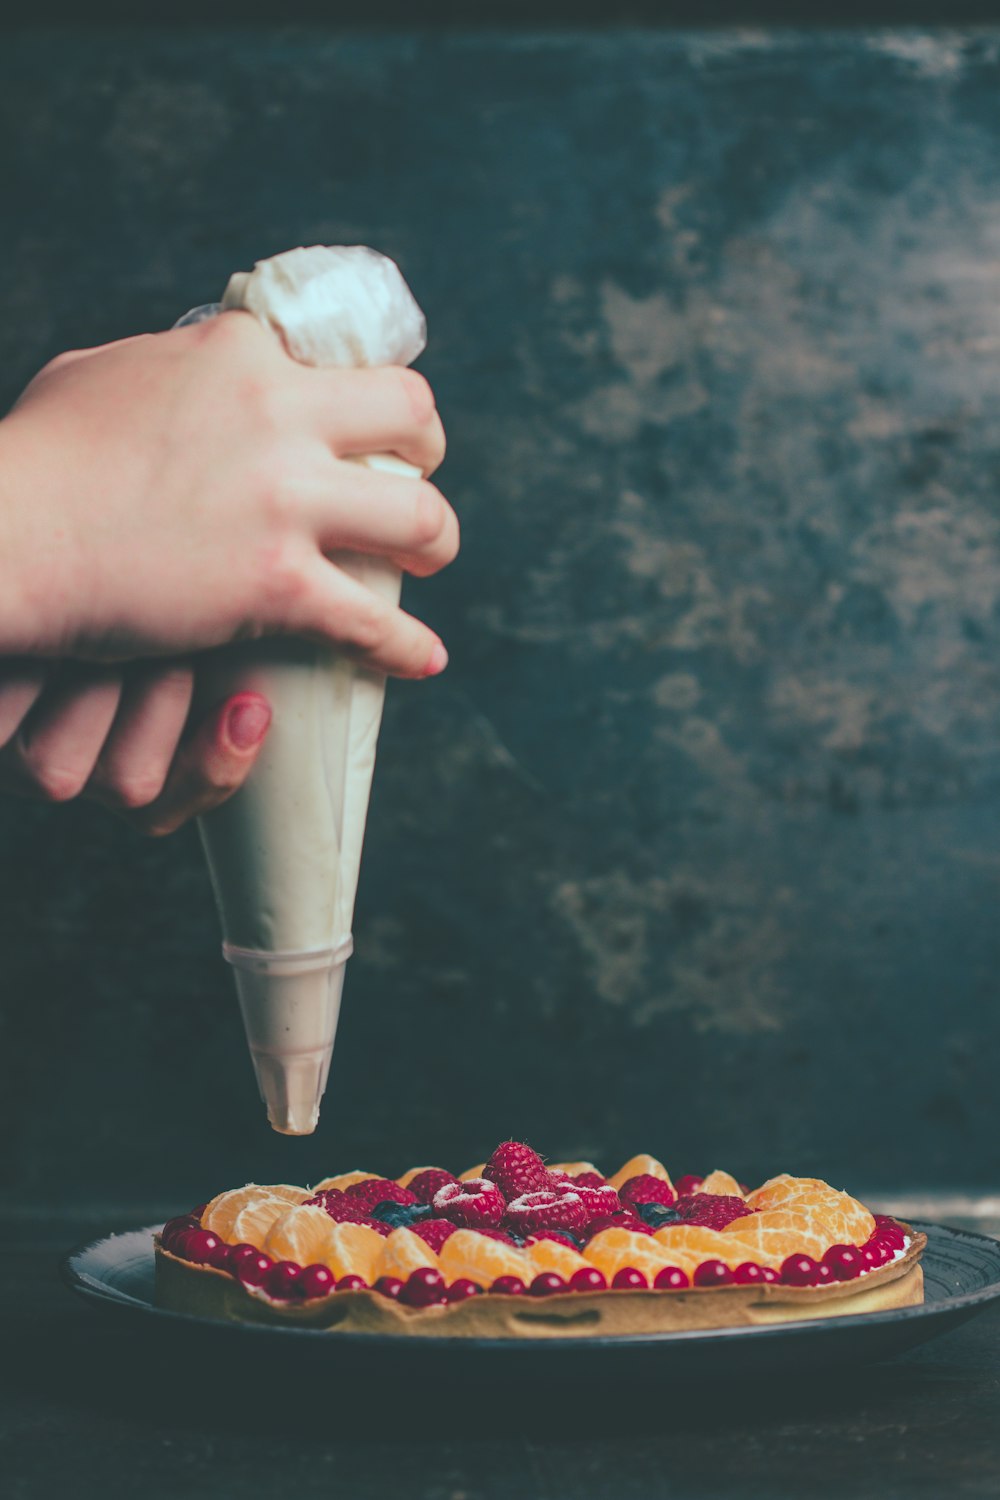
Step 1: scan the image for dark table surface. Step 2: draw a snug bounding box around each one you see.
[4,1209,1000,1500]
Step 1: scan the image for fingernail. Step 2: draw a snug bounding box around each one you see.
[225,697,272,750]
[424,641,449,677]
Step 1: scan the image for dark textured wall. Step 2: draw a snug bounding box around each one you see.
[2,28,1000,1214]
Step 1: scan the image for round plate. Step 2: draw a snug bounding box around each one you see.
[61,1220,1000,1381]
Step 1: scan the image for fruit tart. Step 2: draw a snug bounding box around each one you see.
[155,1141,925,1337]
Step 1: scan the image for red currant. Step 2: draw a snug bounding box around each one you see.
[231,1246,272,1288]
[374,1276,405,1300]
[266,1261,304,1300]
[336,1274,368,1292]
[694,1259,734,1287]
[529,1273,568,1297]
[733,1262,766,1285]
[653,1265,690,1290]
[445,1278,482,1302]
[823,1244,864,1281]
[489,1276,527,1296]
[401,1268,448,1307]
[780,1254,820,1286]
[760,1266,780,1283]
[675,1175,704,1195]
[300,1264,335,1299]
[612,1267,648,1290]
[569,1266,607,1293]
[185,1230,223,1266]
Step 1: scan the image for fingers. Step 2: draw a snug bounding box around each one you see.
[128,692,272,837]
[0,663,48,748]
[87,664,194,810]
[3,667,122,801]
[289,560,449,679]
[310,366,447,476]
[308,463,460,580]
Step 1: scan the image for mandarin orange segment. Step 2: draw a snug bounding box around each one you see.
[323,1223,386,1283]
[213,1193,301,1249]
[549,1161,600,1178]
[439,1229,532,1286]
[584,1227,683,1282]
[718,1208,842,1267]
[311,1170,375,1193]
[524,1238,592,1279]
[698,1170,744,1198]
[608,1155,674,1192]
[202,1184,307,1241]
[458,1163,487,1182]
[651,1225,748,1272]
[377,1227,440,1281]
[263,1205,339,1266]
[745,1175,874,1245]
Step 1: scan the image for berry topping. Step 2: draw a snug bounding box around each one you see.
[583,1214,654,1240]
[760,1267,780,1283]
[733,1262,766,1285]
[411,1218,458,1253]
[781,1254,821,1286]
[653,1265,691,1290]
[505,1189,588,1237]
[407,1168,459,1204]
[612,1267,649,1290]
[569,1266,608,1293]
[231,1246,272,1287]
[161,1215,199,1251]
[483,1141,550,1200]
[305,1189,377,1225]
[336,1274,368,1292]
[674,1175,704,1195]
[490,1276,528,1296]
[358,1217,393,1238]
[185,1230,224,1266]
[206,1239,234,1271]
[446,1278,483,1302]
[694,1260,734,1287]
[674,1194,752,1230]
[401,1268,448,1307]
[874,1219,906,1251]
[529,1273,568,1297]
[566,1183,624,1221]
[299,1264,335,1299]
[267,1261,304,1300]
[474,1226,520,1246]
[369,1201,433,1229]
[823,1244,865,1281]
[813,1263,835,1286]
[346,1178,419,1214]
[432,1178,506,1229]
[618,1174,677,1209]
[374,1276,404,1300]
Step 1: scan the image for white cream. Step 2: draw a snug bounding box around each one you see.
[190,246,426,1135]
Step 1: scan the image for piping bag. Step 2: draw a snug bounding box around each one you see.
[175,246,426,1134]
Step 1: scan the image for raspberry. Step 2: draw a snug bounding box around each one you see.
[407,1169,459,1204]
[675,1175,704,1196]
[483,1141,550,1201]
[474,1227,520,1246]
[573,1172,610,1189]
[411,1218,457,1253]
[504,1189,588,1237]
[432,1178,506,1229]
[306,1189,376,1225]
[346,1178,418,1214]
[618,1174,677,1209]
[584,1214,654,1240]
[674,1194,752,1230]
[558,1181,623,1221]
[358,1218,393,1238]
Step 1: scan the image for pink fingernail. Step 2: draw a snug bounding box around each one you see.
[424,642,449,677]
[226,696,272,750]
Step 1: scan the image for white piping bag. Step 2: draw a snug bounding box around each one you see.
[176,246,426,1134]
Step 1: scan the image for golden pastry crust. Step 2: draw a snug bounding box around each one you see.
[154,1231,926,1338]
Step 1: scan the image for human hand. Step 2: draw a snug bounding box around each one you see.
[0,659,271,835]
[0,312,458,677]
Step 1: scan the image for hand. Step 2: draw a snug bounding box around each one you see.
[0,659,271,835]
[0,312,458,677]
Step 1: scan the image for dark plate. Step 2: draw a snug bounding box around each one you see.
[62,1220,1000,1382]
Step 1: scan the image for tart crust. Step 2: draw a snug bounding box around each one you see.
[154,1230,926,1338]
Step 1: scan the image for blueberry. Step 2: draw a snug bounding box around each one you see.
[370,1201,432,1227]
[638,1203,680,1228]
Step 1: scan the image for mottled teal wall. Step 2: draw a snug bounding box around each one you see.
[2,30,1000,1209]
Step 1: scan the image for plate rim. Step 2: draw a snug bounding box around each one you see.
[60,1217,1000,1354]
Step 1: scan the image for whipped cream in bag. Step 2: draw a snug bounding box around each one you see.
[178,246,426,1135]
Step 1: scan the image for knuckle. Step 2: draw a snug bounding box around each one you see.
[411,482,449,548]
[24,760,86,804]
[107,773,165,811]
[256,538,312,617]
[398,367,436,425]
